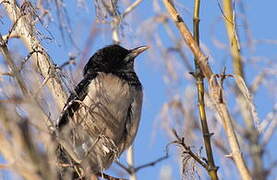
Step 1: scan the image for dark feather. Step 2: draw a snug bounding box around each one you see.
[57,72,98,129]
[83,45,129,76]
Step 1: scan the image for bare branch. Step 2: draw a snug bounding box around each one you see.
[163,1,251,179]
[2,0,68,110]
[163,0,213,79]
[172,129,208,169]
[123,0,143,18]
[0,33,28,95]
[116,148,169,174]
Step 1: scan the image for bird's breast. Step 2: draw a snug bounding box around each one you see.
[59,73,142,172]
[78,73,132,137]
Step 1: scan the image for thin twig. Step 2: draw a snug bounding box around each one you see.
[262,105,277,145]
[33,75,51,98]
[4,14,24,44]
[0,33,28,95]
[172,130,208,169]
[116,161,132,174]
[19,50,44,71]
[122,0,143,18]
[134,153,168,172]
[59,56,76,69]
[116,150,169,174]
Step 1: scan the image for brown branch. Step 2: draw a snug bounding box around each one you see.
[135,153,168,172]
[163,1,251,179]
[3,13,23,44]
[222,0,244,78]
[2,0,67,110]
[163,0,213,80]
[0,71,14,77]
[59,56,76,69]
[222,1,264,179]
[192,0,218,179]
[116,150,169,174]
[172,130,208,169]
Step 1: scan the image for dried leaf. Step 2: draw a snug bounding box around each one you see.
[234,75,260,131]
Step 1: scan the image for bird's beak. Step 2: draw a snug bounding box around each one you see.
[129,46,150,58]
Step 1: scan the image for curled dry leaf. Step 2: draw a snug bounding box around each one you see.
[233,75,261,132]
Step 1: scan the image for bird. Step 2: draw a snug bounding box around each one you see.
[56,44,148,177]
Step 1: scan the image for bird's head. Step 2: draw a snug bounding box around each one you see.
[83,44,149,75]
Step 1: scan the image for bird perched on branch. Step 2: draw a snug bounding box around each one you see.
[56,44,148,177]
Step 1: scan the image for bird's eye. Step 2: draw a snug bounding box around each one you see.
[123,55,133,64]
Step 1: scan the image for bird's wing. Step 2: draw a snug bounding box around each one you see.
[57,73,98,129]
[124,88,143,149]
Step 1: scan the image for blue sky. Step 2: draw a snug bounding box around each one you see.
[1,0,277,179]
